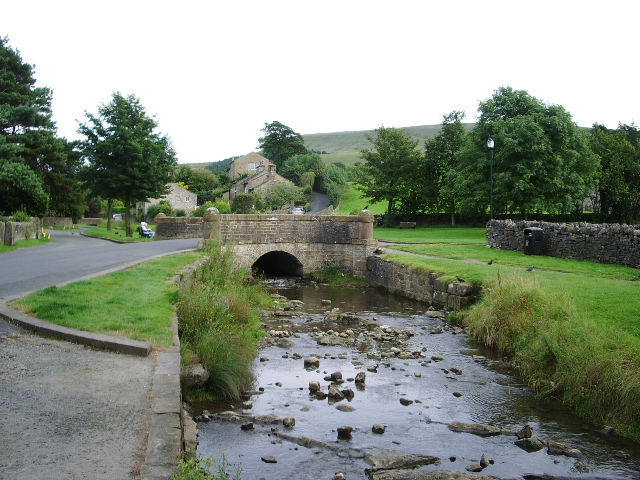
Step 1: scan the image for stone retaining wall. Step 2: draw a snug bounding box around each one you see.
[487,219,640,269]
[154,215,204,240]
[1,218,41,246]
[42,217,73,228]
[366,256,477,311]
[79,217,103,226]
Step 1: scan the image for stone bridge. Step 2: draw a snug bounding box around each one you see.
[156,208,378,278]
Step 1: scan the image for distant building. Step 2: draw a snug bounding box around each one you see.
[224,152,293,202]
[138,182,197,217]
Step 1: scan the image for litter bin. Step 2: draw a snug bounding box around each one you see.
[524,227,544,255]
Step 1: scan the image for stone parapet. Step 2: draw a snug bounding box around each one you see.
[487,219,640,269]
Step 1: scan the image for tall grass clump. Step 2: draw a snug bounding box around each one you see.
[176,240,271,401]
[461,272,640,440]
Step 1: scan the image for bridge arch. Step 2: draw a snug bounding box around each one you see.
[251,250,303,277]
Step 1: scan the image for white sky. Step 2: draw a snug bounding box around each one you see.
[3,0,638,164]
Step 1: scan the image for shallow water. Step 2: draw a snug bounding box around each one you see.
[195,281,640,480]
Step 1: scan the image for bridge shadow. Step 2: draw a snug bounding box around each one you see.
[252,251,303,277]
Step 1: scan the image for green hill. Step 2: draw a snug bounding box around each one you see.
[302,124,475,165]
[184,123,475,169]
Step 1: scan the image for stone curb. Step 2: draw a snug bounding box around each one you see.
[0,302,152,356]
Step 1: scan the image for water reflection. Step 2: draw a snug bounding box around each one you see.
[195,282,640,480]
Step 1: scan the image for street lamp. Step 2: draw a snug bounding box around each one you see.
[487,136,495,220]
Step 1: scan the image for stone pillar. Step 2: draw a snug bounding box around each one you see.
[203,207,221,241]
[358,210,374,240]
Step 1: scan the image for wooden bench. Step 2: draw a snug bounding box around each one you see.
[399,222,416,229]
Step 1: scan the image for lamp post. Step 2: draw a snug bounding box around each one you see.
[487,136,495,220]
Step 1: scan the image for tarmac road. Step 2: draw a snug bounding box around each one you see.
[0,229,200,480]
[0,228,200,302]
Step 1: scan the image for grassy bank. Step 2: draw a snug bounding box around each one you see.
[377,227,640,442]
[10,251,202,347]
[175,241,272,401]
[0,236,51,253]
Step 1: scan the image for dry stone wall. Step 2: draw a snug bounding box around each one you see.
[487,219,640,269]
[42,217,73,228]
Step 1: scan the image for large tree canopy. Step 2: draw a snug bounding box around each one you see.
[257,121,308,169]
[78,92,177,236]
[452,87,598,217]
[589,123,640,223]
[424,110,467,224]
[357,126,424,215]
[0,36,83,217]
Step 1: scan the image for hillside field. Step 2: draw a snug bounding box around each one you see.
[184,123,475,169]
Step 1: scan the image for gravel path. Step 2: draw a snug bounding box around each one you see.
[0,326,156,480]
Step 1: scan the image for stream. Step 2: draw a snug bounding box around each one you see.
[194,280,640,480]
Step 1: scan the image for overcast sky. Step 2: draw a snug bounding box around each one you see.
[3,0,638,164]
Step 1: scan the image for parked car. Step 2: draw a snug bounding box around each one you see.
[112,214,123,220]
[292,207,305,215]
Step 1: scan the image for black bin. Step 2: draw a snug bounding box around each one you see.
[523,227,544,255]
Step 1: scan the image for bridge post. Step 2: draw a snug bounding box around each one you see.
[203,207,221,240]
[358,210,374,240]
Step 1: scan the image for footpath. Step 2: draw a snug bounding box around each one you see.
[0,300,185,480]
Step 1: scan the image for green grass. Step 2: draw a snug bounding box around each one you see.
[0,236,51,253]
[83,221,156,242]
[10,252,202,347]
[332,183,386,215]
[375,226,487,244]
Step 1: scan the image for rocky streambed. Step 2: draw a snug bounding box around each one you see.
[192,281,640,480]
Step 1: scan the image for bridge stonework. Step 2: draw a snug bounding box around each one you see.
[156,208,378,278]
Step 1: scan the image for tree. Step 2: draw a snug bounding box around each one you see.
[257,121,308,169]
[589,124,640,223]
[452,87,598,218]
[279,152,326,187]
[264,182,305,211]
[0,36,84,216]
[424,111,467,224]
[357,126,424,215]
[78,92,177,236]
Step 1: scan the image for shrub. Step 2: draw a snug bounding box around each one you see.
[11,210,30,222]
[147,200,173,220]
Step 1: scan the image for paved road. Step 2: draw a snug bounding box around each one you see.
[0,228,200,302]
[0,230,199,479]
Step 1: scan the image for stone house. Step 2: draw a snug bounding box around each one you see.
[224,152,293,202]
[138,182,197,217]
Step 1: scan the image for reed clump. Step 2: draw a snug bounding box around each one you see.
[461,272,640,441]
[176,240,271,401]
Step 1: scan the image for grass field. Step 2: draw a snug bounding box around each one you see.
[333,183,386,215]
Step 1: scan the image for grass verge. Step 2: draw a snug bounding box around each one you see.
[10,251,202,347]
[176,240,272,401]
[375,226,487,244]
[0,236,51,254]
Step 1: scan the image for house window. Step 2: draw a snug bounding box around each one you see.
[185,196,190,202]
[248,162,257,170]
